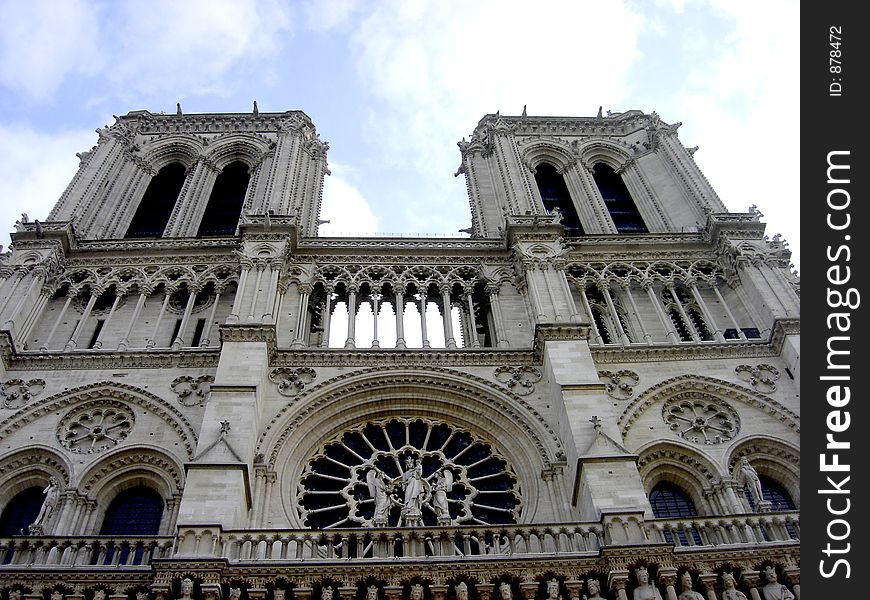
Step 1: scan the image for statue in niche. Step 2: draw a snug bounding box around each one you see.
[430,467,453,523]
[322,586,334,600]
[274,591,286,600]
[546,579,561,600]
[584,579,605,599]
[229,589,241,600]
[179,579,195,600]
[30,476,60,532]
[760,566,794,600]
[676,574,703,600]
[455,582,468,600]
[632,567,663,600]
[366,586,379,600]
[719,573,747,600]
[735,456,764,506]
[51,591,63,600]
[499,583,513,600]
[366,467,392,526]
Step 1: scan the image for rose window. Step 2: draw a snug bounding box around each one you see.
[298,418,522,529]
[662,396,739,445]
[57,402,134,454]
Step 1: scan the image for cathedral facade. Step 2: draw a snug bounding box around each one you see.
[0,108,800,600]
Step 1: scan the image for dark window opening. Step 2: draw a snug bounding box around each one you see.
[592,163,648,233]
[668,308,693,342]
[197,161,250,236]
[534,163,584,236]
[99,486,164,536]
[724,327,762,340]
[0,487,44,537]
[126,162,186,238]
[190,318,206,347]
[87,319,105,349]
[650,482,702,545]
[744,475,798,539]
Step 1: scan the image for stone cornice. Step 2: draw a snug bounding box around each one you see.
[2,346,220,371]
[120,109,315,134]
[272,348,538,368]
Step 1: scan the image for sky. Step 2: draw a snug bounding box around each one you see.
[0,0,800,271]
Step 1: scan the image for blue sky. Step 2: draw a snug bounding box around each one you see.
[0,0,799,270]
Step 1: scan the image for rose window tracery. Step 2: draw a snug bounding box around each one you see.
[57,402,134,454]
[662,396,739,445]
[298,418,522,529]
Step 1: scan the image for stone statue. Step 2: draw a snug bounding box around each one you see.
[367,586,379,600]
[274,591,286,600]
[455,582,468,600]
[584,579,605,599]
[499,582,513,600]
[735,457,764,506]
[760,566,794,600]
[410,584,424,600]
[546,579,561,600]
[632,567,663,600]
[229,589,242,600]
[402,456,425,515]
[9,591,21,600]
[322,586,334,600]
[51,591,63,600]
[366,467,392,525]
[719,573,747,600]
[431,468,453,522]
[180,578,195,600]
[31,476,60,528]
[136,592,149,600]
[94,591,106,600]
[677,573,703,600]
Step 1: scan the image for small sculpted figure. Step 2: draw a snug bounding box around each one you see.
[720,573,747,600]
[546,579,561,600]
[410,584,424,600]
[676,574,704,600]
[584,579,605,599]
[455,583,468,600]
[760,566,794,600]
[632,567,663,600]
[735,457,764,506]
[499,582,513,600]
[32,477,60,527]
[179,579,195,600]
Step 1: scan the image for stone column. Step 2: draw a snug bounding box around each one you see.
[601,281,630,345]
[64,288,98,351]
[371,291,380,348]
[667,283,700,341]
[712,282,747,340]
[440,285,456,348]
[344,287,357,348]
[623,282,652,343]
[394,288,406,349]
[697,574,718,600]
[92,288,124,349]
[247,263,266,321]
[645,281,678,342]
[117,287,149,350]
[292,284,312,348]
[227,263,251,324]
[200,287,222,347]
[659,571,678,600]
[578,283,601,344]
[146,289,171,349]
[320,285,333,348]
[465,288,480,348]
[419,291,430,348]
[609,575,629,600]
[487,283,507,347]
[172,285,199,349]
[689,280,724,341]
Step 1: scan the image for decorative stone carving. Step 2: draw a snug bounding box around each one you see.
[57,401,134,454]
[299,417,521,529]
[735,364,780,393]
[760,566,794,600]
[29,476,60,533]
[1,378,45,409]
[269,367,317,397]
[633,567,663,600]
[720,573,747,600]
[662,395,739,445]
[493,366,542,396]
[676,574,703,600]
[598,370,639,400]
[585,579,605,599]
[734,456,765,509]
[170,375,215,406]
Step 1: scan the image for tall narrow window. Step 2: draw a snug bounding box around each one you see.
[197,161,250,236]
[650,481,702,545]
[126,162,186,238]
[534,163,584,236]
[99,486,164,536]
[592,163,648,233]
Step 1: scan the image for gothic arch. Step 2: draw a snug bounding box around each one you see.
[78,446,184,500]
[259,367,563,525]
[617,375,800,439]
[636,441,719,514]
[138,135,205,171]
[203,133,272,170]
[520,141,576,173]
[726,437,800,507]
[575,140,634,172]
[0,446,71,510]
[0,382,198,459]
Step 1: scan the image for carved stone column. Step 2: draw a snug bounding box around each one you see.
[608,574,630,600]
[371,291,381,348]
[344,286,358,348]
[644,280,678,342]
[92,287,124,349]
[146,288,172,349]
[321,285,333,348]
[41,288,73,350]
[666,283,700,341]
[64,288,99,351]
[172,284,200,349]
[200,286,223,347]
[440,285,456,348]
[658,571,678,600]
[697,573,718,600]
[622,282,652,343]
[117,287,149,350]
[419,291,430,348]
[394,288,406,349]
[465,287,481,347]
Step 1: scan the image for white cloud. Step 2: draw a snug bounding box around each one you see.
[318,166,380,236]
[301,0,361,30]
[0,125,95,248]
[0,0,103,100]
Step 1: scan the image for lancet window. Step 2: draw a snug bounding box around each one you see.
[125,162,187,238]
[197,161,251,236]
[591,163,647,233]
[534,163,584,236]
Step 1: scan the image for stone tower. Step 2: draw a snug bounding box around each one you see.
[0,108,800,599]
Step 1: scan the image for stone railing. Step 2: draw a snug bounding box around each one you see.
[646,512,800,549]
[176,523,605,561]
[0,535,174,568]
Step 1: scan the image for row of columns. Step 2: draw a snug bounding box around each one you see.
[573,278,752,346]
[48,490,182,537]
